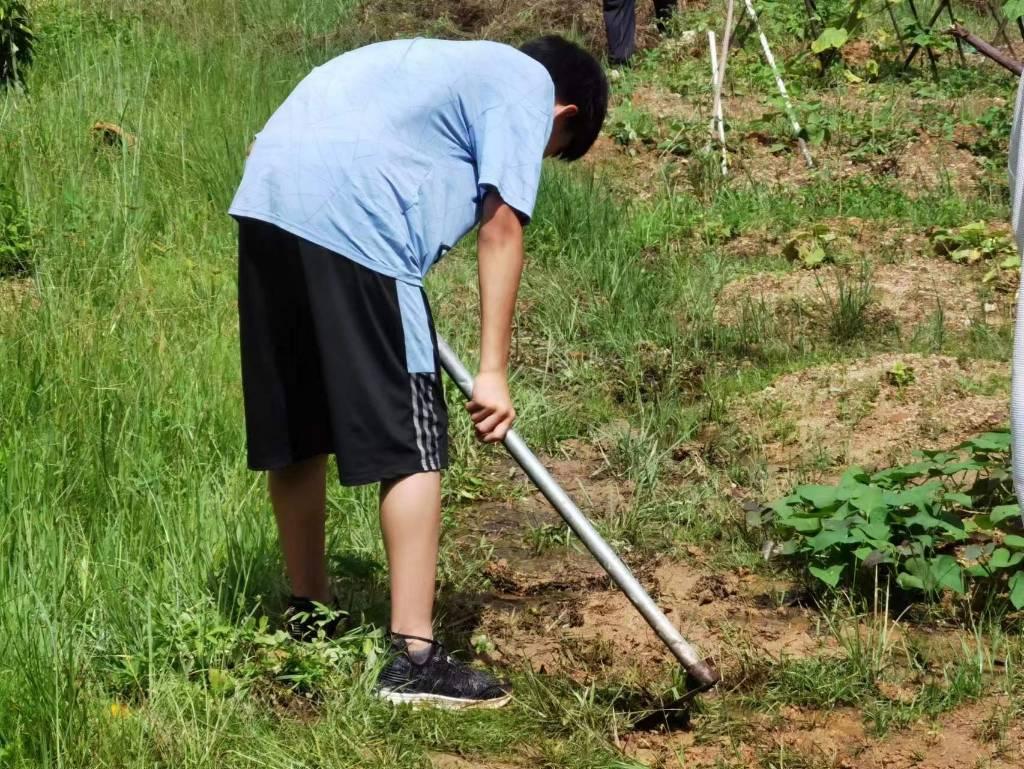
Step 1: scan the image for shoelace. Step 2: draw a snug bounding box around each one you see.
[389,632,456,664]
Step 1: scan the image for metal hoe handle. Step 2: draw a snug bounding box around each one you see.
[437,335,720,691]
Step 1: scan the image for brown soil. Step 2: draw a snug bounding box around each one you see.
[897,133,986,198]
[353,0,657,55]
[723,216,927,262]
[622,698,1024,768]
[467,546,827,688]
[0,276,37,312]
[451,445,826,685]
[714,257,1012,334]
[430,754,523,769]
[733,353,1008,487]
[581,134,685,201]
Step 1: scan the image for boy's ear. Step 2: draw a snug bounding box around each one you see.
[554,103,579,119]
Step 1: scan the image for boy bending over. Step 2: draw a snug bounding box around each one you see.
[230,35,608,708]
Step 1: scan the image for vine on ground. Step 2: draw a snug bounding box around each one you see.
[751,431,1024,608]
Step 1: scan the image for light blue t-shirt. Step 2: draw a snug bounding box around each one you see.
[229,38,555,289]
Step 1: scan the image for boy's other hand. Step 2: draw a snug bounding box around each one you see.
[467,371,516,443]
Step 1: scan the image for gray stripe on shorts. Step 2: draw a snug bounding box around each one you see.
[410,377,429,472]
[419,375,439,470]
[425,373,441,469]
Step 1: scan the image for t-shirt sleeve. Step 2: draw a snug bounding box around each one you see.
[468,74,555,223]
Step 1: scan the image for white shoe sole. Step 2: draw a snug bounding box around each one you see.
[377,688,513,710]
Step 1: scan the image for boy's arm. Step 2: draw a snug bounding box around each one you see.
[467,190,524,443]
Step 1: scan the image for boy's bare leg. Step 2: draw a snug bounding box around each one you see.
[269,454,331,604]
[380,472,442,654]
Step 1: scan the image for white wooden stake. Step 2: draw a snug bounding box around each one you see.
[708,31,728,175]
[741,0,814,167]
[718,0,735,91]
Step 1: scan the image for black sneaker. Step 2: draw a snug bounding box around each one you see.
[375,634,512,709]
[283,595,344,641]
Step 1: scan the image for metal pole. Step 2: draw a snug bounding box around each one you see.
[437,335,721,691]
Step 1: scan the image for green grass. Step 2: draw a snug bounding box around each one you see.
[3,0,1024,766]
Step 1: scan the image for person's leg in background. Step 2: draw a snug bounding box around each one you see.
[269,455,331,605]
[603,0,636,65]
[380,471,442,657]
[653,0,676,33]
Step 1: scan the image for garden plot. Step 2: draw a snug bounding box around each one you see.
[715,257,1010,334]
[621,699,1024,769]
[471,557,825,683]
[722,216,927,262]
[733,353,1009,483]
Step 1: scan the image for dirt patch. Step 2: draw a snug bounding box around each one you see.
[897,134,985,198]
[623,698,1024,769]
[733,353,1008,486]
[353,0,658,54]
[430,754,523,769]
[580,134,685,200]
[0,276,37,313]
[474,557,826,684]
[449,443,823,684]
[723,216,926,262]
[714,257,1011,334]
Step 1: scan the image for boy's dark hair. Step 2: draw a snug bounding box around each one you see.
[520,35,608,162]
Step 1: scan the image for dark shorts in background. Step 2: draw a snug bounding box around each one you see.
[236,217,448,486]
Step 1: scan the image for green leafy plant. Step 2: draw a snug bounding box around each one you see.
[901,20,956,56]
[930,221,1017,283]
[783,224,839,268]
[812,27,849,54]
[1004,0,1024,24]
[805,0,869,70]
[0,180,32,277]
[885,362,915,388]
[0,1,33,89]
[963,103,1013,159]
[752,431,1024,607]
[607,103,659,151]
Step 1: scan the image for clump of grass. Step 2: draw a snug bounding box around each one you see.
[0,179,32,277]
[818,264,876,343]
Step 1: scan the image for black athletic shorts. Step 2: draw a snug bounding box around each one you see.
[236,217,449,486]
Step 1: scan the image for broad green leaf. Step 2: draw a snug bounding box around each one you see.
[943,492,972,508]
[806,528,854,553]
[772,539,799,556]
[811,26,849,53]
[963,432,1011,452]
[796,484,838,509]
[988,547,1024,569]
[991,504,1021,525]
[897,572,925,590]
[839,466,870,487]
[930,555,965,595]
[781,515,822,533]
[856,521,891,542]
[1004,534,1024,550]
[850,486,885,516]
[853,545,873,561]
[809,563,846,587]
[1009,571,1024,609]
